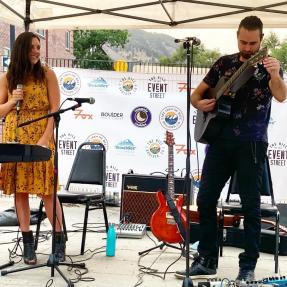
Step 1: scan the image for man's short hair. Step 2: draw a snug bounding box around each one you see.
[237,15,264,40]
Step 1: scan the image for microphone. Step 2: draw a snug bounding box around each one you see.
[174,37,201,46]
[67,97,95,104]
[16,84,23,112]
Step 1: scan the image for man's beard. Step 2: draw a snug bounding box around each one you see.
[240,51,253,60]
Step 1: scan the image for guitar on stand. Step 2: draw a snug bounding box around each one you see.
[150,131,186,244]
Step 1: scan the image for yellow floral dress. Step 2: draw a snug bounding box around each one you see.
[0,68,55,196]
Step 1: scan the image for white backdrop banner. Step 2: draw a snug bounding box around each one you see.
[53,67,287,203]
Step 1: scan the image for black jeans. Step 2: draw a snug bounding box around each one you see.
[197,139,267,270]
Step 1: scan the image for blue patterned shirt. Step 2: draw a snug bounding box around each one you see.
[203,53,281,142]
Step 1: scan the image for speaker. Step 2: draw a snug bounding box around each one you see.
[120,173,188,226]
[189,222,287,255]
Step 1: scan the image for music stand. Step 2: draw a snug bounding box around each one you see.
[0,143,52,270]
[1,103,83,287]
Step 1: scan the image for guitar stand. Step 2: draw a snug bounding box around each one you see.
[138,241,183,256]
[0,104,82,287]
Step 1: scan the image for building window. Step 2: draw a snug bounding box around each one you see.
[3,47,10,56]
[65,31,71,50]
[2,47,10,72]
[36,29,45,38]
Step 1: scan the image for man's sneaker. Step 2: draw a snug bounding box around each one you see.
[235,268,255,283]
[175,256,217,279]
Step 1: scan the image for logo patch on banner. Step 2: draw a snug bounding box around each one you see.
[59,71,81,96]
[159,106,184,130]
[147,75,168,99]
[106,165,120,189]
[85,133,109,151]
[115,139,136,152]
[100,111,124,120]
[58,133,78,156]
[268,142,287,167]
[131,106,152,127]
[119,76,137,95]
[145,139,165,158]
[88,77,108,88]
[191,169,202,190]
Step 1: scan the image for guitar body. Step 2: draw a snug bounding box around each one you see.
[194,94,232,144]
[194,48,268,144]
[194,110,222,144]
[150,191,186,243]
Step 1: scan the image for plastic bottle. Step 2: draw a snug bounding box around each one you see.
[106,223,116,257]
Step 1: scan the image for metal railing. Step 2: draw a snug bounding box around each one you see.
[0,55,210,75]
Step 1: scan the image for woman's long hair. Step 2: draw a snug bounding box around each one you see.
[6,32,45,93]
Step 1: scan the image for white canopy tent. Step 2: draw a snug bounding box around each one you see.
[1,0,287,31]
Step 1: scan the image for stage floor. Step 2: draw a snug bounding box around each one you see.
[0,196,286,287]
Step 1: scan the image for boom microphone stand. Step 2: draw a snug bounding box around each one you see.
[1,103,84,287]
[175,37,200,287]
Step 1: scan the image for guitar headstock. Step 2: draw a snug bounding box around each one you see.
[248,46,268,66]
[165,131,175,147]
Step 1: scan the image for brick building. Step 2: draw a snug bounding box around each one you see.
[0,22,74,72]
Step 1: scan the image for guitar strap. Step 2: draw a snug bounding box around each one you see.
[161,190,186,241]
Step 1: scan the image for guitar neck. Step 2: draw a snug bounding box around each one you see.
[168,145,175,199]
[217,61,249,97]
[216,47,267,98]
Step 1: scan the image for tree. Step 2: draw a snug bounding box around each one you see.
[262,31,281,50]
[271,42,287,71]
[73,30,129,70]
[159,44,221,67]
[263,32,287,71]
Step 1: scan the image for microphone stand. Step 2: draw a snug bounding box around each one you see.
[181,39,197,287]
[1,103,82,287]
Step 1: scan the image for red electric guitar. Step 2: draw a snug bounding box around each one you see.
[150,131,186,243]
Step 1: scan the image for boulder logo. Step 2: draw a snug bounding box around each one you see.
[59,71,81,96]
[115,139,136,152]
[159,106,184,130]
[88,77,108,88]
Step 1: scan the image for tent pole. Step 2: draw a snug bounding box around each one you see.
[24,0,31,31]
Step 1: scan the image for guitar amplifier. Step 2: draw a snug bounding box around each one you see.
[120,174,190,227]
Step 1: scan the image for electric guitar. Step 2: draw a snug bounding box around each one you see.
[150,131,186,243]
[194,47,268,144]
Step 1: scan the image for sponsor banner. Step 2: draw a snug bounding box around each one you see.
[52,67,287,202]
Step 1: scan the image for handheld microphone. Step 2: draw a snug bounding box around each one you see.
[16,84,23,112]
[174,37,201,46]
[67,97,95,104]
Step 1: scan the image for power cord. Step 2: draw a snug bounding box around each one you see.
[133,242,183,287]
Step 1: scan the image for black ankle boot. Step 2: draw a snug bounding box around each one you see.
[175,256,217,279]
[22,231,37,265]
[55,232,66,262]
